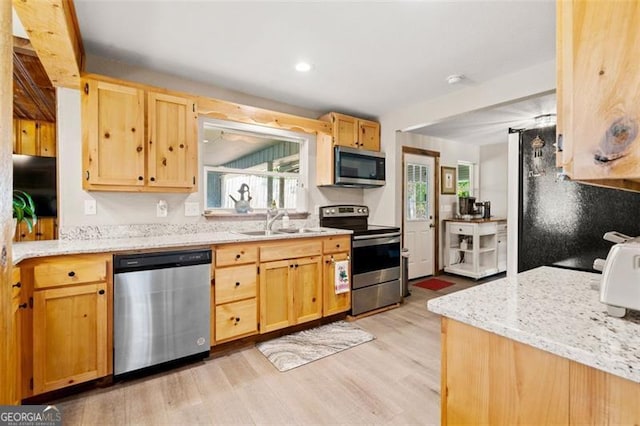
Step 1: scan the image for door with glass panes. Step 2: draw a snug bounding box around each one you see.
[403,153,435,278]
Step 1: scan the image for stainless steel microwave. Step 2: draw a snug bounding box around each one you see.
[332,146,386,188]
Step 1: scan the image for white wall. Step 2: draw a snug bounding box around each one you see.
[479,142,509,218]
[395,131,480,268]
[58,57,364,229]
[365,59,555,227]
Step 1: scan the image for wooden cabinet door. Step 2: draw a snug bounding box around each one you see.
[293,256,322,324]
[358,119,380,151]
[147,92,197,189]
[332,113,358,148]
[564,1,640,182]
[32,282,108,394]
[38,121,56,157]
[15,221,36,242]
[34,218,56,241]
[82,78,145,188]
[13,118,19,153]
[7,268,23,405]
[259,259,293,333]
[17,119,37,155]
[323,253,351,316]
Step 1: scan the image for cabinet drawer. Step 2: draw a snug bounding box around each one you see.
[497,222,508,233]
[450,224,474,235]
[33,257,108,289]
[215,298,258,342]
[215,264,257,304]
[323,235,351,254]
[216,245,258,267]
[260,240,322,262]
[478,222,497,235]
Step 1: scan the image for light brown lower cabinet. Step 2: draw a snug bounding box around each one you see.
[323,252,351,316]
[259,256,322,333]
[19,254,111,398]
[32,282,108,394]
[213,262,258,343]
[441,318,640,425]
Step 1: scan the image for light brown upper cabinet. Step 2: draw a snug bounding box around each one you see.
[320,112,380,152]
[82,76,198,192]
[557,0,640,191]
[13,119,56,157]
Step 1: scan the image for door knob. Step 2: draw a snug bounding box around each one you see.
[429,223,435,228]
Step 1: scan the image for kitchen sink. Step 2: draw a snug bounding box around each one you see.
[235,230,282,236]
[276,228,326,234]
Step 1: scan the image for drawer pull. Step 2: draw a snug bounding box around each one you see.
[68,271,76,277]
[235,282,240,287]
[18,303,27,309]
[235,254,241,260]
[312,297,316,302]
[98,289,105,295]
[12,282,21,288]
[336,244,340,248]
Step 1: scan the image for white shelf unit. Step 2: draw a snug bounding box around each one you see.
[444,221,506,279]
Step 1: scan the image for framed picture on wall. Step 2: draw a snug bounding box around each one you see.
[441,166,456,194]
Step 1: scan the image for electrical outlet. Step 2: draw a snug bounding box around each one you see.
[184,202,200,217]
[156,200,168,218]
[84,199,97,215]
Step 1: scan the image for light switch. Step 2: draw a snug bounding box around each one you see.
[184,202,200,217]
[84,199,97,215]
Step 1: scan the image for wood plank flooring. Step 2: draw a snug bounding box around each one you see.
[55,274,488,425]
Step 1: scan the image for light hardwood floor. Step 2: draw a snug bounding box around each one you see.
[55,274,489,425]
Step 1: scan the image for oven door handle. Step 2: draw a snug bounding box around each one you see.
[353,232,401,241]
[353,234,401,247]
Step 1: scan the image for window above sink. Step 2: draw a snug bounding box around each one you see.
[201,119,309,215]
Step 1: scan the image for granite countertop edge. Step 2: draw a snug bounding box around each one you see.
[12,228,352,264]
[427,266,640,384]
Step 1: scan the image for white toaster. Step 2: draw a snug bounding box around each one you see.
[599,236,640,318]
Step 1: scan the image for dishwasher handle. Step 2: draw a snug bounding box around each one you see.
[114,249,212,273]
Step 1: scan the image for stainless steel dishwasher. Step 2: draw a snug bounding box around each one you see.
[113,248,212,376]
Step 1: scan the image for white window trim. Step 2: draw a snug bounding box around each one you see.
[199,117,309,213]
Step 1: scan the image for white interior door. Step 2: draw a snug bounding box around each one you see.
[403,153,435,279]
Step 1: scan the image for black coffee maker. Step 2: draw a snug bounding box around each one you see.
[475,201,491,219]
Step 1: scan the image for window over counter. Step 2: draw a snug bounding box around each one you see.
[201,119,309,214]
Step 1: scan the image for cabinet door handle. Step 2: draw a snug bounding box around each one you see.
[12,282,21,288]
[98,289,105,295]
[235,254,241,260]
[18,303,27,309]
[138,176,144,181]
[235,282,240,287]
[150,177,156,182]
[68,271,76,277]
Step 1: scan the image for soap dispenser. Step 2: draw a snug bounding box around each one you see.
[282,210,290,229]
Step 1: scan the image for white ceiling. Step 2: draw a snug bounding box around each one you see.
[73,0,556,119]
[411,91,557,145]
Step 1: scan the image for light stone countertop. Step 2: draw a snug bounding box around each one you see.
[427,266,640,383]
[12,228,351,264]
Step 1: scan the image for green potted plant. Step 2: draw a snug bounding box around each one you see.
[13,190,37,233]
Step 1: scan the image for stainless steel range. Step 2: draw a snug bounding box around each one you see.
[320,205,401,315]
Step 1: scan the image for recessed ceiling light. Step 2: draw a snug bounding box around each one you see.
[295,62,312,72]
[446,74,465,84]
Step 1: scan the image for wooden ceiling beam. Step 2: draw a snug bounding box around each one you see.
[12,0,84,88]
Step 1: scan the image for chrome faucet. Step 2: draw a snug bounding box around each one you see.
[265,207,284,232]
